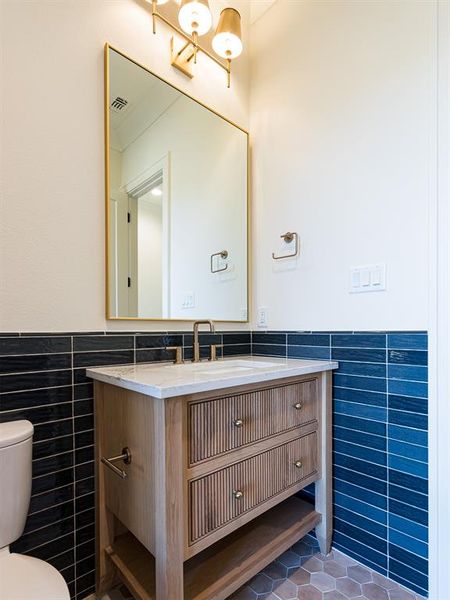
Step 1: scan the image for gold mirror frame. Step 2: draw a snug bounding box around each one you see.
[104,43,250,322]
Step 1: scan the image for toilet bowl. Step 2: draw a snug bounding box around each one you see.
[0,421,71,600]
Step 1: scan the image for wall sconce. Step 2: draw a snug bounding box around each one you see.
[150,0,243,87]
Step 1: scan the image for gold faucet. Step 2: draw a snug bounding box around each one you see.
[192,320,215,362]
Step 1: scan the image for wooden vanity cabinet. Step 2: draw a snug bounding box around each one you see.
[95,371,332,600]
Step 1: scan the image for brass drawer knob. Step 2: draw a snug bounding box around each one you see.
[293,402,303,410]
[233,419,244,427]
[233,490,244,499]
[294,460,303,469]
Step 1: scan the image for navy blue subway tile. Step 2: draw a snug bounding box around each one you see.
[388,439,427,463]
[332,348,386,363]
[388,454,428,479]
[389,499,428,526]
[73,350,134,368]
[0,353,71,375]
[334,478,387,510]
[1,401,72,425]
[223,332,251,345]
[332,334,386,348]
[288,345,330,359]
[0,385,72,411]
[33,418,73,442]
[388,424,427,447]
[335,361,386,378]
[253,344,286,357]
[334,439,386,466]
[388,334,428,351]
[73,335,134,352]
[287,333,330,346]
[388,380,428,398]
[334,387,387,407]
[334,453,387,481]
[388,364,428,382]
[334,425,386,451]
[252,332,286,345]
[334,374,386,392]
[334,413,386,437]
[29,484,74,515]
[0,369,72,393]
[388,350,428,366]
[223,343,251,356]
[23,500,74,536]
[135,333,183,349]
[390,543,428,574]
[334,491,387,525]
[333,532,388,569]
[0,336,71,356]
[73,383,93,400]
[74,399,93,417]
[389,410,427,430]
[334,399,387,422]
[334,518,387,554]
[33,434,73,460]
[335,505,387,539]
[389,469,428,495]
[334,465,387,496]
[388,394,427,414]
[389,484,427,511]
[389,514,428,544]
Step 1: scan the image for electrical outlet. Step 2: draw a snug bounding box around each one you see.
[257,307,268,328]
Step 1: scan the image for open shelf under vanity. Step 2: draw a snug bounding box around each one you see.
[106,496,321,600]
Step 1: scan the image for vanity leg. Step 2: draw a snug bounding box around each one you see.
[154,397,185,599]
[95,382,118,594]
[315,370,333,555]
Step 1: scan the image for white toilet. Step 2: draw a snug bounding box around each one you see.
[0,420,71,600]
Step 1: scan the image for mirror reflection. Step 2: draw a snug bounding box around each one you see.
[107,48,248,321]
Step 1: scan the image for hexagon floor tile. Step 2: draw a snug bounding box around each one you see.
[104,535,427,600]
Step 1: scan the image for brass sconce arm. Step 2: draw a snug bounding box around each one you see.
[151,1,233,87]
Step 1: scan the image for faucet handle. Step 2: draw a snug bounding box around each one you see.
[209,344,223,362]
[166,346,183,365]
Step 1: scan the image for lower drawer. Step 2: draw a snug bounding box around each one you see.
[189,431,318,545]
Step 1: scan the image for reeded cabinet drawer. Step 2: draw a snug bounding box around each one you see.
[189,431,318,544]
[189,379,318,465]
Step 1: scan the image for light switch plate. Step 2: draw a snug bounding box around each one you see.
[350,264,386,293]
[181,292,195,309]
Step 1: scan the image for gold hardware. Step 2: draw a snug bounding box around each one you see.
[151,2,241,87]
[233,419,243,427]
[104,44,250,323]
[272,232,299,260]
[211,250,229,273]
[101,447,132,479]
[192,320,215,362]
[294,460,303,469]
[170,37,194,78]
[166,346,183,365]
[233,490,243,499]
[294,402,303,410]
[209,344,223,362]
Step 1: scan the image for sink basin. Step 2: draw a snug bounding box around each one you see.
[168,359,281,376]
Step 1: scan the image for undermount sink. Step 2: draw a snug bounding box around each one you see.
[169,359,282,375]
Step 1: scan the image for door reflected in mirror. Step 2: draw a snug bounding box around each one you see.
[106,46,248,321]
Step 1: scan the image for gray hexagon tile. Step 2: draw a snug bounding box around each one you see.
[106,534,427,600]
[347,565,374,584]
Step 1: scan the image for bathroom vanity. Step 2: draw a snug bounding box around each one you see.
[88,357,336,600]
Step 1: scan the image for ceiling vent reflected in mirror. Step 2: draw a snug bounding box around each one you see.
[110,96,129,113]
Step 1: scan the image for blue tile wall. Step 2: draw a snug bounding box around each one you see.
[0,331,250,600]
[0,330,428,599]
[252,330,429,597]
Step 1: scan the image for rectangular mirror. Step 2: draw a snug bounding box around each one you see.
[105,46,248,321]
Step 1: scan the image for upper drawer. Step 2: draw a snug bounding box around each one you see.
[189,378,318,465]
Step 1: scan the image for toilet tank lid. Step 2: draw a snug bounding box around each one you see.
[0,420,34,448]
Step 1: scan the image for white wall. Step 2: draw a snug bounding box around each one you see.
[250,0,435,331]
[121,95,248,321]
[0,0,250,332]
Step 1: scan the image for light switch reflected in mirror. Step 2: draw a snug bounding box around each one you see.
[106,46,248,321]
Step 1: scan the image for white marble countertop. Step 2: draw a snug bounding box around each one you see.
[86,356,338,399]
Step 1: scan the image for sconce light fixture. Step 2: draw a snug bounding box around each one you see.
[150,0,243,87]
